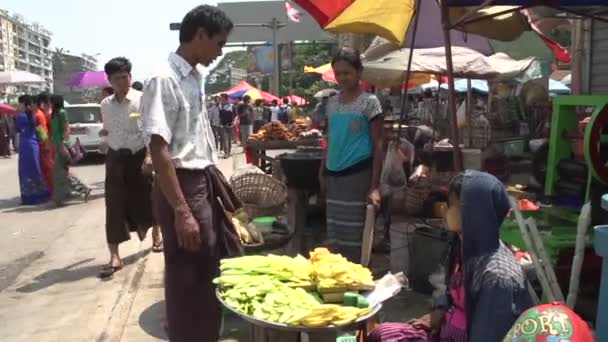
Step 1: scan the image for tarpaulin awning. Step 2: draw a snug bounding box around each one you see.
[227,88,280,103]
[0,103,17,115]
[439,79,490,93]
[65,71,109,88]
[362,46,541,86]
[0,71,44,85]
[219,80,255,95]
[286,95,308,105]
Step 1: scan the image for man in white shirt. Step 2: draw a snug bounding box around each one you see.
[141,6,239,342]
[270,99,280,121]
[99,57,160,279]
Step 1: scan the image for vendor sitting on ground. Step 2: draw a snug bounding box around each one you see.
[319,47,384,263]
[369,171,533,342]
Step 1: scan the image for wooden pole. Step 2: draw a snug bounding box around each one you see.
[466,79,473,148]
[397,0,422,140]
[440,0,463,171]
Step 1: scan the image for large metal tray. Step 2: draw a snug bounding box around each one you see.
[216,289,381,333]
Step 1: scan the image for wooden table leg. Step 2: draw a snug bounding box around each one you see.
[286,188,307,256]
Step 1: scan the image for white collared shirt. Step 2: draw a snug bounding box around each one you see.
[100,89,145,153]
[141,52,217,170]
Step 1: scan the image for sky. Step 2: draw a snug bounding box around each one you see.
[3,0,249,81]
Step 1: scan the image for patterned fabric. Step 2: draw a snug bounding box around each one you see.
[51,109,68,147]
[16,112,49,205]
[36,110,54,192]
[368,322,431,342]
[100,89,146,153]
[326,92,382,172]
[440,261,467,342]
[142,52,217,170]
[52,151,88,204]
[325,164,371,263]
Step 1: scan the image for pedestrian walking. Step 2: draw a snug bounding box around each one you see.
[237,95,253,145]
[0,113,12,157]
[49,94,91,206]
[16,95,50,205]
[208,96,221,149]
[142,6,242,341]
[34,93,55,193]
[99,57,161,279]
[252,99,266,133]
[219,93,233,158]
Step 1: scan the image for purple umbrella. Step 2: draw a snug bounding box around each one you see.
[65,71,110,88]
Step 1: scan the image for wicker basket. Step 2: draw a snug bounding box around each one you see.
[231,173,287,218]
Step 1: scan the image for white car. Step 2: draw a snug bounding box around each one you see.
[66,103,103,154]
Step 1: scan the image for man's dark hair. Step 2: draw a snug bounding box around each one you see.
[51,94,64,114]
[18,95,35,127]
[243,95,251,102]
[36,92,51,107]
[272,99,278,106]
[104,57,132,78]
[179,5,234,43]
[220,93,228,99]
[131,81,143,91]
[283,97,289,105]
[18,94,33,107]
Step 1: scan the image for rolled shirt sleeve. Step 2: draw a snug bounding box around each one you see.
[141,76,179,146]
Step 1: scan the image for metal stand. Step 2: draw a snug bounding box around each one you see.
[593,194,608,341]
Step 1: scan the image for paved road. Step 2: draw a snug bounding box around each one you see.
[0,150,247,341]
[0,154,107,293]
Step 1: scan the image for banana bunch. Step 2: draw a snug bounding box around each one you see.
[231,209,262,245]
[309,248,375,291]
[287,304,370,327]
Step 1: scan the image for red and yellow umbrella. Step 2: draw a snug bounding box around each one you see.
[294,0,415,45]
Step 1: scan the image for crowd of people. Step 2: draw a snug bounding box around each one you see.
[206,93,308,158]
[12,93,91,207]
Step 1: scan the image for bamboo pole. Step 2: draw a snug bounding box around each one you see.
[508,196,555,302]
[397,0,422,140]
[527,217,565,302]
[566,202,592,308]
[440,0,463,171]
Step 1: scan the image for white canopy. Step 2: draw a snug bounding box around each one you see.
[0,71,44,85]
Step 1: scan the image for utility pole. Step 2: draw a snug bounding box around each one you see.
[170,19,286,95]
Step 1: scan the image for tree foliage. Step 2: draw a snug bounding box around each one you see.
[205,43,336,103]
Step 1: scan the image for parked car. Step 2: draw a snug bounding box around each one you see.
[66,103,103,154]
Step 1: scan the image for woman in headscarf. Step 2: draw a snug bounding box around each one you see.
[369,171,533,342]
[16,95,50,205]
[50,94,91,205]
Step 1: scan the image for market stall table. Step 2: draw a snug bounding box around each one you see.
[246,138,322,174]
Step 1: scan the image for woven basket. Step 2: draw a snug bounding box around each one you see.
[231,173,287,218]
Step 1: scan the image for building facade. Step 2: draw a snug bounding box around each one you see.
[0,10,53,94]
[52,51,98,103]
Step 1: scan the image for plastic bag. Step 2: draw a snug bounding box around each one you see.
[456,100,467,128]
[428,265,447,300]
[380,141,407,197]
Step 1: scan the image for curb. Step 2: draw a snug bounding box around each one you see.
[96,241,150,342]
